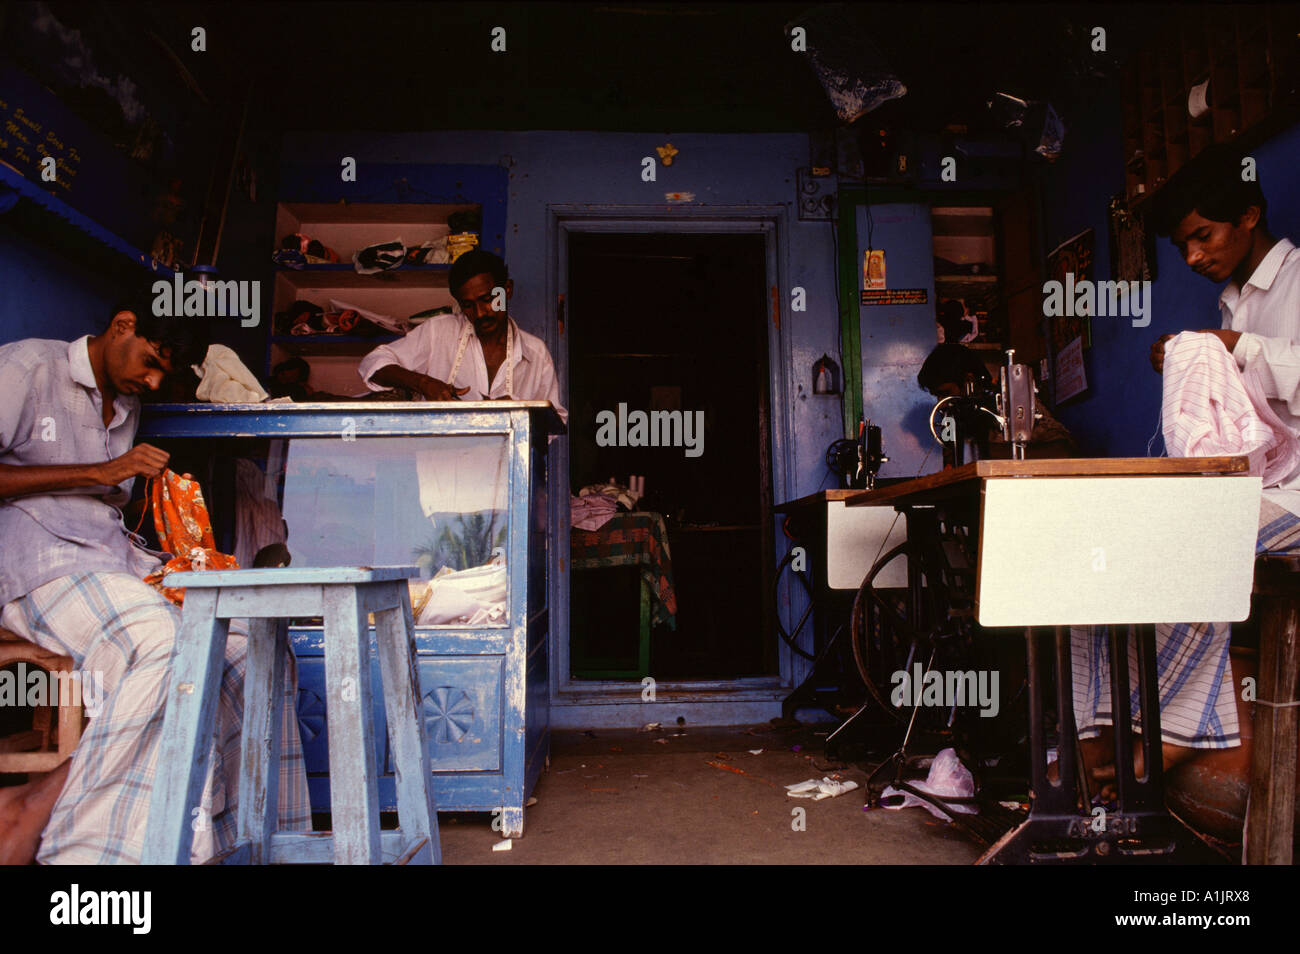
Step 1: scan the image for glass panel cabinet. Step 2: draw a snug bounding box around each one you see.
[139,402,561,838]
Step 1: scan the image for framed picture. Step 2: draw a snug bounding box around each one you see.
[1047,228,1094,351]
[1108,193,1158,286]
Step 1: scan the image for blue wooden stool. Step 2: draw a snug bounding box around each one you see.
[142,566,440,865]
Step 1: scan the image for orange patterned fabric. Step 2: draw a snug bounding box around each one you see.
[142,469,240,605]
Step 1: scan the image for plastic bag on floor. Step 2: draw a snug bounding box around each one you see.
[880,748,977,821]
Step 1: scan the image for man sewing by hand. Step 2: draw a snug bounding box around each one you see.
[357,250,567,422]
[1073,144,1300,809]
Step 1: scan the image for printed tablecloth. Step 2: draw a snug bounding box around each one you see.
[571,511,677,630]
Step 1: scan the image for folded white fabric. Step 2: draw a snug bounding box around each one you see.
[416,549,508,625]
[193,344,268,404]
[1162,331,1300,484]
[327,298,411,335]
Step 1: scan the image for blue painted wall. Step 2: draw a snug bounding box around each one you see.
[857,202,940,478]
[281,131,847,702]
[279,131,845,503]
[1040,91,1300,456]
[0,219,123,343]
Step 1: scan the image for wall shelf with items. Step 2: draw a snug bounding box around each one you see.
[268,164,507,397]
[275,263,451,287]
[1121,4,1300,205]
[930,205,1004,349]
[269,201,477,396]
[269,334,401,356]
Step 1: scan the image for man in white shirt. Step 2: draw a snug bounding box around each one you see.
[1150,150,1300,517]
[1073,145,1300,799]
[358,250,567,423]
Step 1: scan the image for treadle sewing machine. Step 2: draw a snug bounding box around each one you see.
[928,348,1040,464]
[823,353,1262,863]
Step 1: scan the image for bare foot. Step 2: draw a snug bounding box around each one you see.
[0,760,71,864]
[1090,737,1199,802]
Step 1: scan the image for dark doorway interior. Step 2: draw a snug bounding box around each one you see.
[568,232,775,680]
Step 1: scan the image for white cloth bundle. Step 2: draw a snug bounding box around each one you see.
[193,344,268,404]
[416,549,508,626]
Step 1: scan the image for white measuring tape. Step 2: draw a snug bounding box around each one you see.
[447,316,514,400]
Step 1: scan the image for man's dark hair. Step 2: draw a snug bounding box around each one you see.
[1150,143,1268,237]
[918,342,992,394]
[936,299,972,341]
[110,296,211,369]
[449,250,509,296]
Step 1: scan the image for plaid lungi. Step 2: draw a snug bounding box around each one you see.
[1070,499,1300,748]
[1,570,310,863]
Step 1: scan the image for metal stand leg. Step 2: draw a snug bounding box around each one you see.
[978,625,1182,864]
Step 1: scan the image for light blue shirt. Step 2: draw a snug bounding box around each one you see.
[0,336,161,605]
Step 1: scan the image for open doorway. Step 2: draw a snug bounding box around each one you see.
[566,232,775,680]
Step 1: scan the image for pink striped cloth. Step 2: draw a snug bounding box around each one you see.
[1162,331,1300,483]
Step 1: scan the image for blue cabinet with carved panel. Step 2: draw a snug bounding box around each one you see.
[140,402,560,838]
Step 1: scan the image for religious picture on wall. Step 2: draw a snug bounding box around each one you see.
[863,249,886,289]
[1108,193,1157,286]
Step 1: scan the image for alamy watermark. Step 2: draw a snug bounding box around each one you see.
[49,884,150,934]
[0,663,104,716]
[1042,273,1151,328]
[594,403,705,458]
[152,272,261,328]
[890,663,1000,718]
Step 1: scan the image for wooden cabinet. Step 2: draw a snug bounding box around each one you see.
[1121,5,1300,204]
[139,402,561,838]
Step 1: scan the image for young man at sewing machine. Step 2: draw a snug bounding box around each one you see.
[358,249,567,423]
[0,301,310,864]
[1074,144,1300,799]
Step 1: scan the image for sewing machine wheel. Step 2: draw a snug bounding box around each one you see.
[849,541,978,729]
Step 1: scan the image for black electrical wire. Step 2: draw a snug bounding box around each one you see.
[773,546,817,661]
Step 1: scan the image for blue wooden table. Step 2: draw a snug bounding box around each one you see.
[140,401,563,838]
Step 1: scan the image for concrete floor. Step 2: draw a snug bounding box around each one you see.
[438,723,984,864]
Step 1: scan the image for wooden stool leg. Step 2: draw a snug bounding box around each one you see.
[322,585,382,864]
[56,674,83,762]
[143,590,231,865]
[237,618,287,865]
[1246,590,1299,865]
[374,583,440,865]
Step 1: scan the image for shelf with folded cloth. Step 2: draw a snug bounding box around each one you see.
[274,263,452,290]
[270,333,401,355]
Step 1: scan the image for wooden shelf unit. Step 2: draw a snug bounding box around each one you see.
[269,201,478,395]
[1121,4,1300,205]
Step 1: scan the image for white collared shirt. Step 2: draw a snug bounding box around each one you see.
[357,312,567,423]
[1221,237,1300,512]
